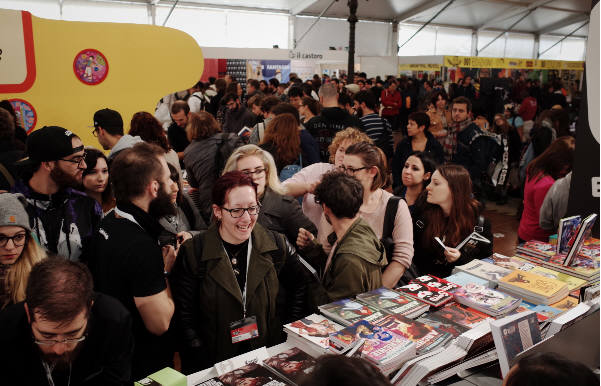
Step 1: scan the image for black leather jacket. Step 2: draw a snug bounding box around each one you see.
[170,223,312,373]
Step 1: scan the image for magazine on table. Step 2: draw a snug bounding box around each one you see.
[262,347,316,386]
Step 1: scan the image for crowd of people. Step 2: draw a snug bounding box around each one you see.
[0,67,585,385]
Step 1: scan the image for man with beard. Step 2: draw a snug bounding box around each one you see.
[88,142,186,380]
[0,258,134,385]
[12,126,102,261]
[222,92,256,134]
[296,171,386,305]
[354,90,393,160]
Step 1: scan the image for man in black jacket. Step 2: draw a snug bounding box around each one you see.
[305,83,362,162]
[0,258,134,386]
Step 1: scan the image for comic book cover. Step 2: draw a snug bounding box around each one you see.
[550,296,580,311]
[318,299,388,326]
[371,314,451,353]
[433,303,491,328]
[395,282,453,307]
[491,312,542,377]
[218,363,290,386]
[415,314,468,338]
[453,283,521,315]
[283,314,343,351]
[410,274,461,292]
[356,288,427,316]
[510,301,564,322]
[263,348,316,385]
[557,216,581,254]
[499,270,567,297]
[489,253,536,271]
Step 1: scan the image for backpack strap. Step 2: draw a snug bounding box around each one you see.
[383,196,401,240]
[0,163,15,189]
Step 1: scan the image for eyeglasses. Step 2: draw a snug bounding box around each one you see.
[339,165,369,175]
[0,232,27,248]
[34,334,87,346]
[241,168,266,176]
[91,127,99,137]
[60,153,87,168]
[221,205,260,218]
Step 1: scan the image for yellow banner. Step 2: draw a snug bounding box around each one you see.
[398,63,441,71]
[443,56,583,70]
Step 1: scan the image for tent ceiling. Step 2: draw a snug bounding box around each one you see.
[148,0,590,36]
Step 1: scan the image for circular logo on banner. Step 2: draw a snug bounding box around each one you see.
[9,98,37,134]
[73,49,108,85]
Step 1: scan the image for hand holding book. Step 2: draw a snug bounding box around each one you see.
[444,247,461,263]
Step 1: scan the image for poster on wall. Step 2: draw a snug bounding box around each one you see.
[73,48,108,85]
[291,60,317,82]
[9,98,37,133]
[246,60,291,83]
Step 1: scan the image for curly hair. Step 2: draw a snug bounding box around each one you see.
[129,111,170,152]
[260,113,301,165]
[314,171,363,219]
[328,127,373,164]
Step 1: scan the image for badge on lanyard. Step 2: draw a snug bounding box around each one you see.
[230,315,259,344]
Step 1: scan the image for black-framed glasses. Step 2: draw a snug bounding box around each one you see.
[221,205,260,218]
[241,168,266,177]
[0,232,27,248]
[339,165,369,175]
[91,127,99,137]
[60,153,87,168]
[33,334,87,346]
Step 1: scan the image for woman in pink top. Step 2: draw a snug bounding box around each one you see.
[283,128,372,227]
[518,137,574,242]
[316,142,414,288]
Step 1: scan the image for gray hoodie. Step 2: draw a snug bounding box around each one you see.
[108,135,144,160]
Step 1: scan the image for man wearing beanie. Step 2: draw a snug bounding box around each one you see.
[12,126,102,261]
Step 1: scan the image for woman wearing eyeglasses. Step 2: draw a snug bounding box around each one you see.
[171,171,309,373]
[222,144,317,247]
[316,142,414,288]
[0,193,46,311]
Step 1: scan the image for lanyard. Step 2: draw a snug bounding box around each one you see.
[42,361,71,386]
[223,235,253,318]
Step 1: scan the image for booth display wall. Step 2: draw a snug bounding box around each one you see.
[359,56,399,78]
[0,8,204,147]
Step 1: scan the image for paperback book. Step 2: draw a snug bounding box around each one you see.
[262,348,316,386]
[452,260,512,287]
[356,287,429,318]
[410,274,461,292]
[372,314,452,354]
[564,214,598,266]
[444,271,489,288]
[452,283,521,317]
[488,253,536,271]
[395,282,453,307]
[415,314,468,338]
[283,314,344,357]
[430,302,491,329]
[510,301,564,323]
[318,298,389,326]
[498,270,569,305]
[217,363,290,386]
[557,215,581,254]
[490,311,542,377]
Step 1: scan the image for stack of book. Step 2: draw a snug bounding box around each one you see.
[490,311,542,377]
[498,270,569,305]
[445,271,490,288]
[392,322,494,386]
[416,303,491,338]
[318,298,389,326]
[516,240,600,284]
[202,363,289,386]
[371,313,452,354]
[328,320,416,375]
[356,287,429,319]
[283,314,344,358]
[452,260,512,288]
[452,283,521,317]
[262,348,316,386]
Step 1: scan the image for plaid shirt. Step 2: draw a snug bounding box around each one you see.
[442,118,473,162]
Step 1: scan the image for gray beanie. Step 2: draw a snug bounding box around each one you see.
[0,193,31,231]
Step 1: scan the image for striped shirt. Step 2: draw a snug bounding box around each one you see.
[359,113,394,157]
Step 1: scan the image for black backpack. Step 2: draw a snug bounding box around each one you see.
[213,133,244,179]
[468,130,503,181]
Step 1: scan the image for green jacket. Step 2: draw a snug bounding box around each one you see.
[306,217,387,305]
[171,223,305,371]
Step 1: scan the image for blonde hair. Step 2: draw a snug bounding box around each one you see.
[328,127,373,163]
[222,144,285,195]
[3,235,46,308]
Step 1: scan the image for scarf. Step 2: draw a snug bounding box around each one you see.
[442,118,473,162]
